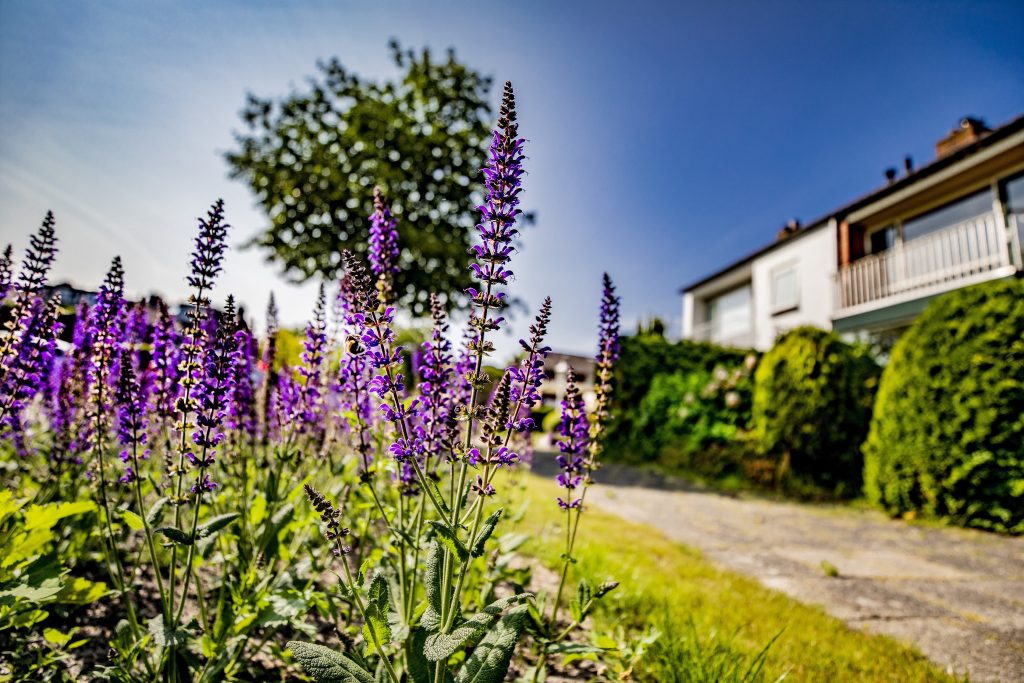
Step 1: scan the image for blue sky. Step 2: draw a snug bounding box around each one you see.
[1,1,1022,359]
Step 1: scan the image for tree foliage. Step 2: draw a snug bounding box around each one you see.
[226,41,495,314]
[863,279,1024,533]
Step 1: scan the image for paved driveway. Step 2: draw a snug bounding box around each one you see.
[574,464,1024,682]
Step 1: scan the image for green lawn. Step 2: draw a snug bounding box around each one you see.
[512,474,953,682]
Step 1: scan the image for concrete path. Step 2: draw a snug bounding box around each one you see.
[578,464,1024,682]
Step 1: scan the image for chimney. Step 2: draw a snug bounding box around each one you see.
[884,167,897,184]
[903,155,914,175]
[935,117,990,158]
[775,218,801,241]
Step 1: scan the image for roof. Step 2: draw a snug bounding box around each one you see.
[680,114,1024,294]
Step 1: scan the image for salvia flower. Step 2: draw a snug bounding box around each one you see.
[296,284,328,435]
[462,81,525,381]
[304,484,351,556]
[368,187,400,304]
[187,200,229,294]
[417,294,455,469]
[114,350,150,483]
[587,274,620,466]
[506,297,552,432]
[84,257,126,456]
[0,295,61,453]
[0,244,14,303]
[555,367,588,510]
[187,296,239,492]
[0,213,59,396]
[148,300,181,424]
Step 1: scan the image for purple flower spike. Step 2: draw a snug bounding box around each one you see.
[462,81,526,371]
[0,244,14,303]
[296,284,328,436]
[368,187,400,304]
[587,274,620,464]
[114,354,149,483]
[555,367,588,510]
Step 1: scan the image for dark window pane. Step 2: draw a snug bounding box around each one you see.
[1002,172,1024,213]
[903,189,992,242]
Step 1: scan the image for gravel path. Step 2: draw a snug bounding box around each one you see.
[548,462,1024,682]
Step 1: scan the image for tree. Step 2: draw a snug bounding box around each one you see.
[226,41,495,315]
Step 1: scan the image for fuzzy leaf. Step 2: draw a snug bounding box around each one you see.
[570,579,591,623]
[423,593,531,662]
[155,526,193,545]
[147,616,192,648]
[422,541,443,631]
[287,641,374,683]
[362,573,392,655]
[453,606,528,683]
[196,512,240,539]
[470,508,503,557]
[146,497,169,525]
[407,629,431,683]
[429,521,468,562]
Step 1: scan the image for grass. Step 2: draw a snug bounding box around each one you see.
[509,473,954,682]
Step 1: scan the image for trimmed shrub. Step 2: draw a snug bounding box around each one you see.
[753,326,878,494]
[605,332,752,461]
[863,279,1024,534]
[630,360,755,478]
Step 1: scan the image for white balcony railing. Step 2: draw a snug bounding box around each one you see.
[690,320,754,348]
[836,212,1016,313]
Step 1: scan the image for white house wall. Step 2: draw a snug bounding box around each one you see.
[749,224,837,349]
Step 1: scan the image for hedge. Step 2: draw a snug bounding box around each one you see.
[752,326,878,494]
[863,279,1024,534]
[603,332,752,462]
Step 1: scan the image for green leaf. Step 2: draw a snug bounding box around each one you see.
[570,579,591,623]
[429,521,468,562]
[363,573,393,656]
[147,616,192,648]
[423,593,532,662]
[43,627,72,646]
[287,640,374,683]
[155,526,193,545]
[23,500,95,531]
[119,509,145,531]
[422,541,442,631]
[196,512,240,539]
[470,508,503,558]
[146,497,169,525]
[453,606,528,683]
[407,629,431,683]
[55,576,108,604]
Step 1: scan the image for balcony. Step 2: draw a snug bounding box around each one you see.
[835,212,1021,316]
[690,319,755,348]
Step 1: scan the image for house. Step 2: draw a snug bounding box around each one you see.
[537,352,596,410]
[681,115,1024,351]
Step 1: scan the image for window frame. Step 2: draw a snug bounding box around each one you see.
[770,263,800,315]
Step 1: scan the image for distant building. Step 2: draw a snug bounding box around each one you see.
[537,352,596,410]
[681,115,1024,350]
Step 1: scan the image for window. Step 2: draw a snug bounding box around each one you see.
[867,225,896,254]
[902,189,992,242]
[771,267,798,313]
[706,285,752,341]
[1001,172,1024,214]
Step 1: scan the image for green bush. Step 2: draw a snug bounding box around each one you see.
[630,360,756,480]
[605,331,752,461]
[863,279,1024,534]
[752,326,878,494]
